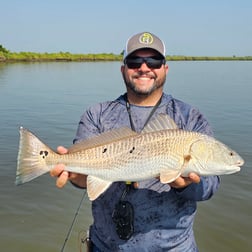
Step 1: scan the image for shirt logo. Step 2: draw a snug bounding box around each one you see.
[139,33,154,45]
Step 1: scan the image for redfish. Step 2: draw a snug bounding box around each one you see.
[16,115,244,200]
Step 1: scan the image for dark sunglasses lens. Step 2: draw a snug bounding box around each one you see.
[112,200,134,240]
[125,57,164,69]
[146,58,164,68]
[125,58,142,69]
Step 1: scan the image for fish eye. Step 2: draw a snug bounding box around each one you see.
[230,151,234,156]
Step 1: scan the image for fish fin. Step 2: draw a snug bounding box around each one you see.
[182,155,192,176]
[86,175,112,201]
[160,170,182,183]
[68,127,138,153]
[142,114,178,133]
[160,155,192,183]
[16,127,54,185]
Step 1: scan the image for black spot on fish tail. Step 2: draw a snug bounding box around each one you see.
[40,150,49,159]
[129,147,135,154]
[102,148,107,153]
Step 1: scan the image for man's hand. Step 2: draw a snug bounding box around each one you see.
[169,173,201,189]
[50,146,87,188]
[133,173,200,189]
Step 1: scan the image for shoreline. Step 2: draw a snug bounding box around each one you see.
[0,52,251,62]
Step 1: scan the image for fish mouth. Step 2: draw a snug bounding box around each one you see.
[229,166,241,174]
[234,166,241,171]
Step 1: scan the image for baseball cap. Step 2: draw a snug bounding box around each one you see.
[123,32,166,60]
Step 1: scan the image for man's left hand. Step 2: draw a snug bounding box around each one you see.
[169,173,200,189]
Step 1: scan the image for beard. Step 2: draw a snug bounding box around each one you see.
[122,72,166,96]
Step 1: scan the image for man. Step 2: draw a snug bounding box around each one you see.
[51,32,220,251]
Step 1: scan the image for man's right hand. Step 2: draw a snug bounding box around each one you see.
[50,146,87,188]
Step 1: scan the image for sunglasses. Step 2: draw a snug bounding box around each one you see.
[124,56,166,69]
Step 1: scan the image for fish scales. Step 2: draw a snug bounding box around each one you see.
[28,130,197,180]
[16,114,244,200]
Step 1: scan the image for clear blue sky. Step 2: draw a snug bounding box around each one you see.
[1,0,251,56]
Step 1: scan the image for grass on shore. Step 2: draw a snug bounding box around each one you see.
[0,50,252,62]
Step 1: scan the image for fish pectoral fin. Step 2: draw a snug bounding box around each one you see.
[160,169,182,184]
[160,155,192,183]
[87,175,112,201]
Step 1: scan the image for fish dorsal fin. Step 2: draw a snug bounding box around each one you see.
[142,114,178,133]
[68,127,138,153]
[87,175,112,201]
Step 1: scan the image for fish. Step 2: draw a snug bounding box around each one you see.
[16,114,244,201]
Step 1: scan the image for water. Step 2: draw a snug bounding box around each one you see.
[0,61,251,252]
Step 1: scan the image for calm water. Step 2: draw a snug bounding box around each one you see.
[0,61,251,252]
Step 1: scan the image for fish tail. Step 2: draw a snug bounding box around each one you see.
[16,127,54,185]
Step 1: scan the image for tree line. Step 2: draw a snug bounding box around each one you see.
[1,45,251,62]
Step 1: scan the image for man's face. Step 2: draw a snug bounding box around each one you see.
[121,49,168,96]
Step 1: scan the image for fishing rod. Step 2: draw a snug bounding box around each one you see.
[61,191,87,252]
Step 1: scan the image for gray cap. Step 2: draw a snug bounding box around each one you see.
[123,32,166,60]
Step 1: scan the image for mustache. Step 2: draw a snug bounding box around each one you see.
[132,73,156,79]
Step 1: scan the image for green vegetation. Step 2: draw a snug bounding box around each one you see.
[0,45,251,62]
[0,49,122,62]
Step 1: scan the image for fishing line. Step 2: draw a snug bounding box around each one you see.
[60,191,87,252]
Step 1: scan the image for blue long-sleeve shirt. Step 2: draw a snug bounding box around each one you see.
[73,93,220,252]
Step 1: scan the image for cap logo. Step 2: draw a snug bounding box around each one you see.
[139,33,154,45]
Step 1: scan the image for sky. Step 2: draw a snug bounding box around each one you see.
[1,0,252,56]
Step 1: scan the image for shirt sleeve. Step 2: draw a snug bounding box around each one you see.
[175,176,220,201]
[73,104,103,143]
